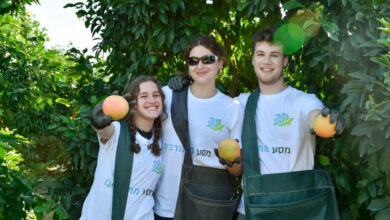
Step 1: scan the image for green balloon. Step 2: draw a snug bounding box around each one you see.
[273,23,305,55]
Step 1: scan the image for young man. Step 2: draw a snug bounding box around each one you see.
[235,26,344,220]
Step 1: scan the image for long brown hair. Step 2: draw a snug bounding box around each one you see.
[125,75,167,156]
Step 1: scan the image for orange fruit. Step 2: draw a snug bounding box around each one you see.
[102,95,129,120]
[313,114,336,138]
[218,139,240,162]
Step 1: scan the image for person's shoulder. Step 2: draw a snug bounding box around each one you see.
[216,91,242,106]
[287,86,317,98]
[162,85,171,94]
[287,86,322,107]
[162,85,173,99]
[237,93,250,100]
[236,93,250,105]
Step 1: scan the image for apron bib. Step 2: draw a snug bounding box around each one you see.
[112,121,134,220]
[171,86,239,220]
[241,88,340,220]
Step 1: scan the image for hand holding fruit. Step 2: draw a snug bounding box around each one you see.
[312,107,345,138]
[214,139,241,167]
[91,91,136,129]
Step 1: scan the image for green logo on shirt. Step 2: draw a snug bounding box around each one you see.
[104,178,113,187]
[207,117,225,131]
[274,113,294,126]
[152,160,162,174]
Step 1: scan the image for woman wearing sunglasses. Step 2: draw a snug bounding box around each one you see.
[154,36,243,220]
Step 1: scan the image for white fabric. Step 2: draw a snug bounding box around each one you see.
[153,86,244,218]
[80,121,162,220]
[236,86,323,214]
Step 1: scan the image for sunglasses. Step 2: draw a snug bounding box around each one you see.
[187,55,219,66]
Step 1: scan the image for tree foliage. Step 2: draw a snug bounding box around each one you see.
[2,0,390,219]
[0,0,39,15]
[1,6,107,219]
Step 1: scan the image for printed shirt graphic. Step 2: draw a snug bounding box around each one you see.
[80,122,162,220]
[153,86,244,218]
[237,86,323,175]
[273,112,294,126]
[152,160,162,174]
[207,117,225,131]
[235,86,323,215]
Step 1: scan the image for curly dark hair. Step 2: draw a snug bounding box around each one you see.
[125,75,167,156]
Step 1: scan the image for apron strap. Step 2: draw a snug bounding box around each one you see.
[242,88,261,176]
[112,121,134,220]
[171,86,192,165]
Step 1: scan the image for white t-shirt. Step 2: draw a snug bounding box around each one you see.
[153,86,244,218]
[80,121,162,220]
[236,86,323,215]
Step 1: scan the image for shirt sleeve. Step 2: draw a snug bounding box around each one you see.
[300,93,324,126]
[235,93,250,109]
[97,121,121,151]
[229,101,245,149]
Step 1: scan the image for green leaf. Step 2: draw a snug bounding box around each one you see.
[322,21,339,41]
[168,29,175,45]
[0,1,12,9]
[283,0,304,10]
[90,96,97,105]
[377,18,390,30]
[55,205,70,219]
[336,173,351,192]
[62,195,71,210]
[386,125,390,139]
[318,154,330,166]
[368,182,377,197]
[379,151,390,173]
[79,105,91,113]
[237,2,250,11]
[33,203,52,213]
[55,98,70,107]
[358,190,369,205]
[47,124,57,130]
[157,33,166,48]
[351,123,372,137]
[368,198,390,211]
[358,137,369,156]
[64,130,75,138]
[158,14,168,25]
[375,207,390,220]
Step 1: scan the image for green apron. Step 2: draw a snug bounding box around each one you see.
[112,121,134,220]
[241,88,340,220]
[171,86,239,220]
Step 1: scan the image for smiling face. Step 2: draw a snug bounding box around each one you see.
[252,41,288,87]
[134,81,163,123]
[188,45,223,86]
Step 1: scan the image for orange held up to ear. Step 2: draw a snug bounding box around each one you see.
[102,95,129,120]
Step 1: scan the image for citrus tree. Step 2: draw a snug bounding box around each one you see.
[2,0,390,219]
[67,1,390,219]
